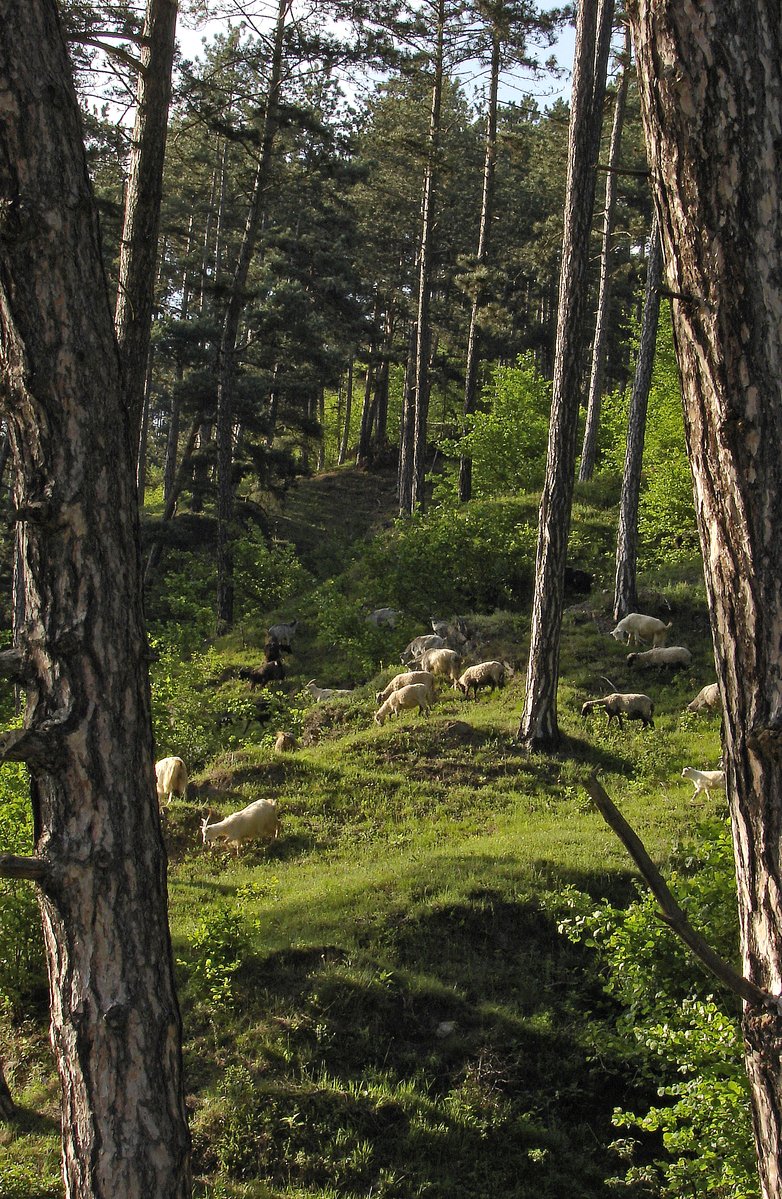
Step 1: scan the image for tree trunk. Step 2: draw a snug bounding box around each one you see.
[459,26,500,503]
[518,0,614,749]
[628,3,782,1196]
[114,0,178,456]
[579,22,631,481]
[397,323,417,513]
[338,359,353,465]
[613,216,662,620]
[216,0,289,633]
[0,5,191,1196]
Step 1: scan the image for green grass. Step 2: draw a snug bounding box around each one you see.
[2,472,735,1199]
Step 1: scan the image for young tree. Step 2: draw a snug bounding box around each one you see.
[518,0,614,749]
[627,3,782,1195]
[612,215,661,619]
[0,4,191,1196]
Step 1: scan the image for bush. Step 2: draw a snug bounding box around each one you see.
[558,818,757,1198]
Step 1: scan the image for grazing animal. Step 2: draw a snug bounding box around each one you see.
[687,682,721,714]
[429,618,469,648]
[610,612,673,647]
[374,682,433,725]
[238,660,285,686]
[456,660,509,699]
[366,607,400,627]
[305,680,354,702]
[201,798,281,851]
[580,692,654,729]
[267,619,298,650]
[564,566,594,594]
[274,731,298,753]
[155,756,188,805]
[416,647,462,687]
[401,634,446,664]
[627,645,692,669]
[376,671,436,705]
[681,766,726,797]
[264,638,286,662]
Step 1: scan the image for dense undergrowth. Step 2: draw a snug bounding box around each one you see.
[0,358,756,1197]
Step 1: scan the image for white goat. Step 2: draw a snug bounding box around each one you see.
[687,682,721,714]
[681,766,726,797]
[610,612,672,647]
[376,671,436,705]
[374,682,433,725]
[366,607,400,628]
[580,693,654,729]
[416,647,462,688]
[305,680,354,702]
[627,646,692,669]
[401,634,446,664]
[201,798,281,852]
[155,756,188,805]
[456,660,509,699]
[267,619,298,649]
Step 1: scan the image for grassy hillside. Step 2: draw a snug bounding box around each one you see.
[1,467,745,1199]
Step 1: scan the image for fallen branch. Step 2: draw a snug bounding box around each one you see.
[585,772,776,1009]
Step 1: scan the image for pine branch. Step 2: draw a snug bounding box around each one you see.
[0,854,47,882]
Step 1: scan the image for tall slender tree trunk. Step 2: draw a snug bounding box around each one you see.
[0,5,190,1195]
[459,26,500,503]
[114,0,178,455]
[397,323,417,513]
[518,0,614,749]
[398,0,445,514]
[579,22,631,481]
[216,0,289,633]
[613,216,662,620]
[338,359,353,465]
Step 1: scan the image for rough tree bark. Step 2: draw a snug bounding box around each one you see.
[613,216,662,620]
[0,4,191,1197]
[518,0,614,749]
[627,3,782,1196]
[114,0,178,456]
[579,21,631,482]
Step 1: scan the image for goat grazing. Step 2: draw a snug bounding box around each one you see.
[305,680,354,702]
[687,682,721,714]
[274,731,298,753]
[267,619,298,650]
[401,634,446,664]
[610,612,672,647]
[366,607,400,627]
[681,766,726,798]
[238,660,285,686]
[155,756,188,806]
[580,692,654,729]
[376,671,436,705]
[201,798,281,852]
[456,660,509,699]
[627,645,692,669]
[416,647,462,687]
[374,682,433,725]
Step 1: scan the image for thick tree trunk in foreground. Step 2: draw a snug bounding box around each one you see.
[628,3,782,1196]
[0,5,190,1196]
[518,0,614,749]
[114,0,178,456]
[613,216,662,620]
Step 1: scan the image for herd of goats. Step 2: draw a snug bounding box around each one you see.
[152,606,724,854]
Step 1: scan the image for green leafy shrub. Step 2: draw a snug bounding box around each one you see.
[309,583,401,681]
[233,531,309,627]
[184,908,253,1012]
[359,496,539,617]
[438,356,552,499]
[0,765,45,1017]
[558,819,757,1198]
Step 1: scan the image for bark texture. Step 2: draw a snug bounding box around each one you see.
[628,3,782,1196]
[518,0,614,748]
[0,4,190,1196]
